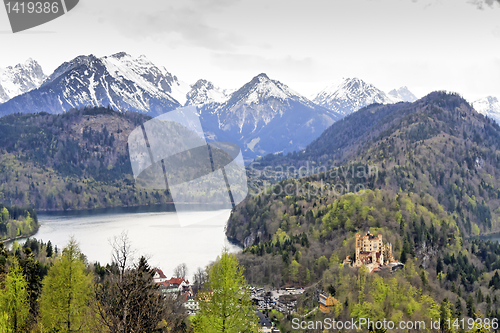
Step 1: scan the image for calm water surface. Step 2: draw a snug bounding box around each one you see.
[27,205,241,281]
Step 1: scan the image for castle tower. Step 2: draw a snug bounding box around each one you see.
[355,234,361,266]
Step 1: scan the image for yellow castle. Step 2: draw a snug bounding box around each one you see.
[344,231,395,272]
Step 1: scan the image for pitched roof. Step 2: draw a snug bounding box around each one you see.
[154,268,167,279]
[167,277,189,285]
[256,311,272,327]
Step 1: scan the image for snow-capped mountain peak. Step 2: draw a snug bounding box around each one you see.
[313,77,394,116]
[473,96,500,124]
[192,73,342,160]
[185,79,230,106]
[227,73,309,107]
[102,52,190,106]
[388,86,418,102]
[44,54,98,86]
[0,58,46,103]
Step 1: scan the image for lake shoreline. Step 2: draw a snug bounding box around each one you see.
[0,226,40,244]
[18,209,241,277]
[36,202,233,215]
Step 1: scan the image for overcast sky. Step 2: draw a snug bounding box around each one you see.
[0,0,499,100]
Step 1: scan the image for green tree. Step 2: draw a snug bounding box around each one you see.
[289,260,300,283]
[17,248,42,319]
[0,260,30,333]
[455,298,463,317]
[440,298,454,333]
[46,241,53,258]
[437,256,444,275]
[194,248,257,333]
[0,208,8,223]
[0,312,10,333]
[466,294,476,318]
[39,237,94,332]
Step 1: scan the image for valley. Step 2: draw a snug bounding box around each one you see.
[1,54,500,332]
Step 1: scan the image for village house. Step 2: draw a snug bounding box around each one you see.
[184,296,199,315]
[256,311,280,332]
[166,277,190,291]
[153,268,168,283]
[153,269,191,298]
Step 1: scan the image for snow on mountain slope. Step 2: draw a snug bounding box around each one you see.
[0,59,45,103]
[313,78,398,116]
[199,73,343,160]
[388,86,418,102]
[217,73,335,133]
[473,96,500,124]
[0,53,184,116]
[185,79,231,106]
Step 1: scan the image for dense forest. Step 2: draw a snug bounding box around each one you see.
[243,92,500,236]
[227,92,500,331]
[0,205,38,241]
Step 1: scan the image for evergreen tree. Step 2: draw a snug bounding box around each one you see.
[94,255,179,333]
[0,260,30,333]
[489,271,500,290]
[487,294,492,316]
[476,289,483,304]
[46,241,53,258]
[440,298,453,333]
[455,298,463,317]
[193,248,257,333]
[437,256,444,275]
[328,284,336,297]
[467,294,476,318]
[39,237,94,332]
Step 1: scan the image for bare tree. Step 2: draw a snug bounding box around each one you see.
[192,266,208,295]
[109,231,135,281]
[193,267,207,286]
[95,234,187,333]
[173,262,188,280]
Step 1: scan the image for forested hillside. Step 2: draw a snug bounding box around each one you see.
[247,92,500,235]
[0,107,177,210]
[227,92,500,331]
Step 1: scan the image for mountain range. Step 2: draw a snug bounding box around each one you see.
[196,73,342,159]
[1,53,497,160]
[0,53,187,116]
